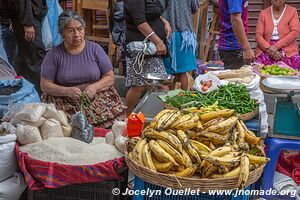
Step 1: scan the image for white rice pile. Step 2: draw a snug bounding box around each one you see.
[20,137,123,165]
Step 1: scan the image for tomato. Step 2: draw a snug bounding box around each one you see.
[204,80,212,88]
[202,86,209,92]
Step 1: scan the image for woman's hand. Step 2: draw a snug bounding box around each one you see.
[24,26,35,42]
[272,51,283,61]
[155,42,167,56]
[84,84,98,98]
[266,45,278,57]
[163,21,172,39]
[67,87,82,99]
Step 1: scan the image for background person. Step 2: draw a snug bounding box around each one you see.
[40,11,127,128]
[255,0,300,69]
[124,0,171,114]
[161,0,200,90]
[218,0,255,69]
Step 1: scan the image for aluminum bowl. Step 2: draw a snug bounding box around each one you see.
[142,73,175,87]
[261,76,300,94]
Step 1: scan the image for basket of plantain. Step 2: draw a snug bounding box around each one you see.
[125,109,270,191]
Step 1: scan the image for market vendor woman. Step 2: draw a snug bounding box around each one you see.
[255,0,300,69]
[40,10,127,128]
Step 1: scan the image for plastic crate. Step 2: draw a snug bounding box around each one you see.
[21,169,128,200]
[133,176,250,200]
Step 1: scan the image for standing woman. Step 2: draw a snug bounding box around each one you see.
[124,0,171,114]
[256,0,300,69]
[161,0,200,90]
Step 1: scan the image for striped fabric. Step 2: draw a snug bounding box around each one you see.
[218,0,249,51]
[16,138,127,190]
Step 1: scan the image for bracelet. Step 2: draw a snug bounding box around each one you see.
[145,31,155,40]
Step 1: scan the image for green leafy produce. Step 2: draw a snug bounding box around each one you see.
[165,90,204,108]
[260,64,298,76]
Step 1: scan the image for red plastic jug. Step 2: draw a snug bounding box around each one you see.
[127,112,145,137]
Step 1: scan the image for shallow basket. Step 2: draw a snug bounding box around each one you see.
[238,108,259,121]
[125,154,265,192]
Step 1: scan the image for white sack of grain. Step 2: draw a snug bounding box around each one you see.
[43,105,68,126]
[0,172,27,200]
[16,124,41,145]
[40,118,64,140]
[14,103,46,123]
[0,134,17,182]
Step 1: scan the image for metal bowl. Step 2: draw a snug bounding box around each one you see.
[142,73,175,87]
[261,76,300,94]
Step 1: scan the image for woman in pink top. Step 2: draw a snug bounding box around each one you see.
[255,0,300,69]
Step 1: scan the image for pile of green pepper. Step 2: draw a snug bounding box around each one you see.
[164,83,258,114]
[202,83,258,114]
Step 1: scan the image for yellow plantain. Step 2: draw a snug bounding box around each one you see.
[192,121,203,132]
[204,116,238,133]
[205,155,240,168]
[190,140,211,153]
[175,165,197,177]
[148,140,179,166]
[238,154,250,190]
[246,154,270,164]
[165,129,177,135]
[157,140,184,165]
[207,146,233,157]
[182,149,193,168]
[150,109,173,128]
[170,113,193,128]
[211,166,240,179]
[157,110,181,131]
[196,131,229,145]
[143,129,182,153]
[152,156,174,172]
[237,120,246,144]
[188,142,202,165]
[171,165,186,172]
[209,142,216,150]
[203,118,226,130]
[218,165,231,174]
[202,163,218,178]
[155,110,173,130]
[174,114,199,130]
[200,109,235,122]
[141,144,156,171]
[132,138,148,164]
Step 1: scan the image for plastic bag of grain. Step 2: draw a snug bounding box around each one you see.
[105,131,115,145]
[16,124,41,145]
[71,112,94,144]
[43,104,68,126]
[11,117,46,128]
[112,121,127,138]
[61,124,72,137]
[40,118,64,140]
[14,103,46,123]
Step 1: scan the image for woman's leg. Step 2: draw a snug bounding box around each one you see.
[125,85,146,114]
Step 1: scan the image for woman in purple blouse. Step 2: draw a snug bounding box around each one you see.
[40,11,127,128]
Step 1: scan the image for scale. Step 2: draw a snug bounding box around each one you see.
[262,76,300,139]
[133,73,175,123]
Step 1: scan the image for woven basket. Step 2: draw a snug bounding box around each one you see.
[259,77,275,94]
[125,154,265,192]
[238,108,259,121]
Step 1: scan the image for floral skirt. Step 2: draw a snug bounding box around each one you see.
[41,86,127,128]
[256,40,300,70]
